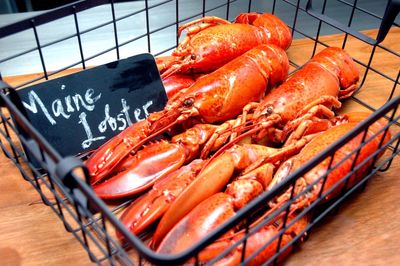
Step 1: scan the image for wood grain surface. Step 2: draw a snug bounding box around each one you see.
[0,27,399,266]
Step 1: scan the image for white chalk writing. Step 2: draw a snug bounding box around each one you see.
[22,84,155,150]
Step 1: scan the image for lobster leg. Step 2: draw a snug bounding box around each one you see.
[280,95,342,140]
[283,118,340,147]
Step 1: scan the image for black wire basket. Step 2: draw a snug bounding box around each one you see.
[0,0,399,265]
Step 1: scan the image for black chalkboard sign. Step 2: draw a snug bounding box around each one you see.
[17,54,168,157]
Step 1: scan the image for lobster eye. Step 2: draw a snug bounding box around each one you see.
[190,54,197,60]
[266,106,274,114]
[183,98,194,107]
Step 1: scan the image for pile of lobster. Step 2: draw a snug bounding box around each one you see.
[85,13,391,265]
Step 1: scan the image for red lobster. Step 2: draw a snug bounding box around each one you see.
[155,112,390,265]
[200,46,360,157]
[267,112,392,212]
[87,44,289,186]
[128,47,360,244]
[159,13,292,78]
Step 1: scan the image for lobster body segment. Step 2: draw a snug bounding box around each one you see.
[87,44,289,187]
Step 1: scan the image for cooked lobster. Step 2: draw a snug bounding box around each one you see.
[200,46,360,158]
[159,13,291,78]
[117,46,359,242]
[87,44,289,187]
[154,112,390,265]
[267,112,392,214]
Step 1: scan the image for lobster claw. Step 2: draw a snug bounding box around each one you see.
[157,206,310,266]
[87,119,152,184]
[117,159,206,241]
[154,192,237,252]
[93,140,186,199]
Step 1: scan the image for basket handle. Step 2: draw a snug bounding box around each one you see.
[377,0,400,42]
[306,0,400,44]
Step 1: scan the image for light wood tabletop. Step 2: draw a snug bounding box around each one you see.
[0,24,399,266]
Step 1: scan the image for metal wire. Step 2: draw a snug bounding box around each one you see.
[0,0,399,265]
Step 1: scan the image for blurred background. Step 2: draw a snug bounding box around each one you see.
[0,0,397,77]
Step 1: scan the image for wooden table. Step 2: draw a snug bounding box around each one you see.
[0,28,399,265]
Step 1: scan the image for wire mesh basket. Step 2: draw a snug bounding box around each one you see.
[0,0,399,265]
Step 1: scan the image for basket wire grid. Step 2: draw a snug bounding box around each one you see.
[0,0,399,265]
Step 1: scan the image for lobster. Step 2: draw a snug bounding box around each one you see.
[154,112,391,265]
[117,46,359,243]
[87,44,289,186]
[267,112,392,213]
[159,13,292,78]
[200,46,360,157]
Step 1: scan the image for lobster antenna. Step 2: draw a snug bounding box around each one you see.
[200,126,262,172]
[200,116,280,172]
[133,116,182,152]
